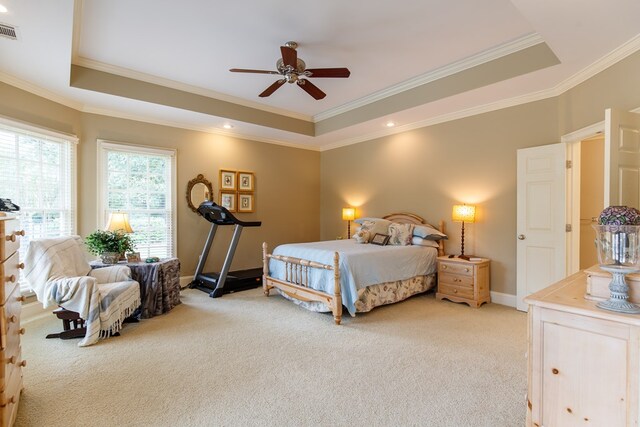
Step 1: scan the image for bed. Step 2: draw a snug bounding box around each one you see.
[261,213,446,324]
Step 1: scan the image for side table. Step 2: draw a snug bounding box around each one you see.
[91,258,181,319]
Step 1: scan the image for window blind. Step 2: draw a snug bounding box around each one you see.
[0,122,77,293]
[98,141,176,259]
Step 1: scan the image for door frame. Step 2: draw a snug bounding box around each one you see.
[561,121,605,275]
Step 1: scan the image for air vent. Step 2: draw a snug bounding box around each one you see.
[0,23,17,40]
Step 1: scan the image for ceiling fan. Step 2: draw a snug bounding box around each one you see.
[229,41,350,100]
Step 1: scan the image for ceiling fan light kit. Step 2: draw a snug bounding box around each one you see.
[230,41,350,100]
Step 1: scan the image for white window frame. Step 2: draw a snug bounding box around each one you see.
[0,115,78,294]
[97,140,177,258]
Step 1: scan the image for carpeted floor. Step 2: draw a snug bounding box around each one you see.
[16,288,527,427]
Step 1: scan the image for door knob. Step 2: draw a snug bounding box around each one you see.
[518,234,526,240]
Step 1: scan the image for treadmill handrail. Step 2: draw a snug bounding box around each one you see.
[197,201,261,227]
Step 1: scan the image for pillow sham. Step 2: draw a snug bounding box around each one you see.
[388,223,415,246]
[413,224,448,241]
[358,219,391,239]
[411,236,440,248]
[352,229,370,244]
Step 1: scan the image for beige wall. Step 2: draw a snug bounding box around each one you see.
[0,82,321,276]
[320,50,640,296]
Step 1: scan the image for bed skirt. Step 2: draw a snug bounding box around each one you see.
[277,273,437,315]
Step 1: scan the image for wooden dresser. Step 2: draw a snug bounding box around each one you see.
[526,271,640,426]
[0,215,25,427]
[436,256,491,307]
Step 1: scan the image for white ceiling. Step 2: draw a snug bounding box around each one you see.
[1,0,640,149]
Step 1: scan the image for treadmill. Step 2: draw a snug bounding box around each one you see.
[190,201,262,298]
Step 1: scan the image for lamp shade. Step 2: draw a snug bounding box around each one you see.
[452,205,476,223]
[342,207,355,221]
[105,212,134,233]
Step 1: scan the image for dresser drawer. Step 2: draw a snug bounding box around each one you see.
[438,282,475,300]
[0,347,22,427]
[439,272,473,288]
[0,253,20,306]
[0,219,22,263]
[1,285,22,356]
[438,262,473,277]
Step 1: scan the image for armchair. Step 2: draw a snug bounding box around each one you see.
[23,236,140,347]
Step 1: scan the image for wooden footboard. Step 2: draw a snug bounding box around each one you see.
[262,242,342,325]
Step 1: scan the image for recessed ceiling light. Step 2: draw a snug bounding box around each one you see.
[0,5,8,13]
[223,123,233,129]
[385,121,396,128]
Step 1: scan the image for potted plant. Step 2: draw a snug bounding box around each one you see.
[85,230,135,264]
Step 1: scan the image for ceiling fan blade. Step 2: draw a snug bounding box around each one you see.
[297,79,326,100]
[230,68,280,75]
[304,68,351,78]
[259,79,286,97]
[280,46,298,69]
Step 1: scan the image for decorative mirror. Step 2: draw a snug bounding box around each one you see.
[186,174,213,214]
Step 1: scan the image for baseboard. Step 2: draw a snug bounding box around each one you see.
[21,301,54,324]
[180,276,193,288]
[490,291,516,308]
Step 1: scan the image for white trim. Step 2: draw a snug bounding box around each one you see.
[21,301,54,324]
[490,291,516,308]
[314,33,545,122]
[0,70,85,111]
[0,115,79,143]
[83,106,320,152]
[73,57,312,122]
[96,140,178,257]
[560,121,604,144]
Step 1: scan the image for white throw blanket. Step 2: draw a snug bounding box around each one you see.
[23,236,141,347]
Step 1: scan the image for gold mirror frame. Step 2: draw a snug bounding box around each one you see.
[186,174,213,214]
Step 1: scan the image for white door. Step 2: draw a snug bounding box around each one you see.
[516,143,567,311]
[604,108,640,207]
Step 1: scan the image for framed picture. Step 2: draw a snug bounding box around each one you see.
[370,233,390,246]
[126,252,141,263]
[237,171,254,191]
[219,191,236,212]
[220,169,236,191]
[238,192,254,213]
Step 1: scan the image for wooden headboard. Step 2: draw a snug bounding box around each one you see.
[383,212,446,257]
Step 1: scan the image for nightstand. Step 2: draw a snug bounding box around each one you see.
[436,256,490,307]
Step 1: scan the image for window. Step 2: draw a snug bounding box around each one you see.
[0,119,77,293]
[98,141,176,259]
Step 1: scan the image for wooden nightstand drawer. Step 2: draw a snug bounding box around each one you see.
[438,262,473,277]
[439,272,473,288]
[436,256,490,308]
[438,282,474,300]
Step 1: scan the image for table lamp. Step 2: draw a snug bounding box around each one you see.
[342,207,355,239]
[452,204,475,260]
[105,212,134,233]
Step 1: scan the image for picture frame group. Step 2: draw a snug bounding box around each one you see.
[218,169,255,213]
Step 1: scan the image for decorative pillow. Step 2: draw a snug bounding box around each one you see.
[411,236,440,248]
[413,224,448,241]
[388,223,415,246]
[358,220,391,239]
[352,229,371,244]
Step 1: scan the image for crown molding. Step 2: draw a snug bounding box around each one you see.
[73,57,313,122]
[314,33,544,122]
[82,106,320,152]
[0,71,84,110]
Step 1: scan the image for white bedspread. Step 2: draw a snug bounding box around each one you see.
[270,240,437,316]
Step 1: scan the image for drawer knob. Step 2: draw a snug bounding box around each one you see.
[18,360,26,367]
[465,268,470,272]
[17,295,26,302]
[8,315,17,323]
[19,328,25,335]
[5,275,15,283]
[15,230,25,237]
[18,262,24,270]
[6,356,16,364]
[0,395,15,407]
[442,265,447,269]
[453,289,458,293]
[5,234,16,242]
